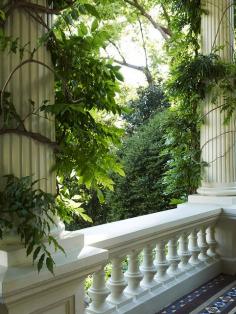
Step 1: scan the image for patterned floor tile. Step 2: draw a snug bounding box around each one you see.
[157,274,236,314]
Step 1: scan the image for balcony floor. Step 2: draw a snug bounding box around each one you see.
[157,274,236,314]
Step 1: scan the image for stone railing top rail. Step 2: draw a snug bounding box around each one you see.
[80,205,222,254]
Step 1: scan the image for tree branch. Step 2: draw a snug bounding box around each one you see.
[113,59,146,72]
[201,130,236,151]
[124,0,171,40]
[0,58,83,115]
[138,17,153,85]
[10,0,76,15]
[108,40,127,64]
[160,3,171,33]
[0,128,59,151]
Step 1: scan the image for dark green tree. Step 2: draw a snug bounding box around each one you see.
[124,83,169,134]
[106,111,171,221]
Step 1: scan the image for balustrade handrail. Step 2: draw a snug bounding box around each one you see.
[80,205,222,255]
[83,205,223,314]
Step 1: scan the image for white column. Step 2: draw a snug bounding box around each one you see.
[198,226,210,262]
[178,232,191,270]
[0,1,56,194]
[87,267,115,314]
[0,1,65,239]
[154,240,170,283]
[167,237,181,276]
[124,249,144,297]
[198,0,236,196]
[107,256,130,307]
[140,244,157,288]
[207,225,218,258]
[189,229,201,266]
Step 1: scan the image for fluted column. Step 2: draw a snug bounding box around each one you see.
[198,0,236,195]
[0,1,55,194]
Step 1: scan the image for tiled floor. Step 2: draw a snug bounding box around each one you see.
[157,274,236,314]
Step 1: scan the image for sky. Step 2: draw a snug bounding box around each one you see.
[106,22,166,87]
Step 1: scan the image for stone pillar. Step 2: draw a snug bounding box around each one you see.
[0,0,55,194]
[0,4,98,314]
[197,0,235,196]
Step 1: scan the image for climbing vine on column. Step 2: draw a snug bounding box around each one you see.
[0,0,124,273]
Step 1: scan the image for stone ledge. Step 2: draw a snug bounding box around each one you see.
[0,245,108,313]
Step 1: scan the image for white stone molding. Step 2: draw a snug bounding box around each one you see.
[0,205,222,314]
[0,245,109,314]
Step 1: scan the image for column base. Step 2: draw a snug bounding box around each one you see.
[188,194,236,206]
[197,183,236,197]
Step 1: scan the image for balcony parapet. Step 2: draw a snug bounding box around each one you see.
[79,206,222,314]
[0,205,226,314]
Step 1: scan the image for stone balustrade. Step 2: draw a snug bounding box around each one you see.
[3,203,236,314]
[80,206,222,314]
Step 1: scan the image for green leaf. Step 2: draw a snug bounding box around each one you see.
[91,19,99,33]
[169,198,184,205]
[26,242,34,256]
[114,71,124,82]
[46,257,55,275]
[83,4,100,18]
[37,253,45,273]
[33,246,41,262]
[79,23,88,36]
[97,189,104,203]
[0,10,6,21]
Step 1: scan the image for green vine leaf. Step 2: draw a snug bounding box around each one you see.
[46,257,55,275]
[37,253,45,273]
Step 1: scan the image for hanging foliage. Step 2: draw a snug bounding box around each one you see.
[0,0,124,273]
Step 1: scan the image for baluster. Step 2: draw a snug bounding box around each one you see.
[140,243,157,288]
[124,249,145,297]
[87,266,115,314]
[188,228,201,266]
[167,236,181,277]
[207,225,218,258]
[198,225,210,262]
[107,256,131,307]
[178,232,191,270]
[154,240,170,283]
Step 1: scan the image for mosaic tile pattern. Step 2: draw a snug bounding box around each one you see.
[158,275,236,314]
[199,287,236,314]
